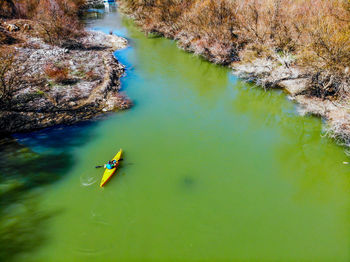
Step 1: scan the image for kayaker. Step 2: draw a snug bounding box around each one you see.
[105,161,113,170]
[105,160,117,170]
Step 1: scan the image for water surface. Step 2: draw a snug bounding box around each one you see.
[6,5,350,262]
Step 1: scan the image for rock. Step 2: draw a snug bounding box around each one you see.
[6,24,19,32]
[81,31,128,51]
[279,78,308,96]
[85,0,105,8]
[23,24,31,31]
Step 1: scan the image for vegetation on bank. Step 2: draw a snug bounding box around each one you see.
[0,0,87,105]
[119,0,350,100]
[0,0,85,45]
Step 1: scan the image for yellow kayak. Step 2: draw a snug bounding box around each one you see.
[100,149,123,187]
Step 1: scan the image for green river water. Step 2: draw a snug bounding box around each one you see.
[4,5,350,262]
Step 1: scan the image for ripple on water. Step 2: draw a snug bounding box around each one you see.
[90,210,112,226]
[80,175,98,187]
[72,232,109,256]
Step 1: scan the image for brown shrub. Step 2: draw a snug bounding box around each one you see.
[44,63,70,84]
[234,0,299,51]
[35,0,84,45]
[85,70,100,81]
[14,0,40,18]
[120,0,350,72]
[297,0,350,74]
[0,0,86,45]
[179,0,239,64]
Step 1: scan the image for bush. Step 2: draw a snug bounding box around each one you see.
[35,0,85,45]
[0,0,86,45]
[85,70,100,81]
[44,63,70,84]
[297,0,350,74]
[14,0,40,18]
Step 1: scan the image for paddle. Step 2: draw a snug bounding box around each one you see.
[95,159,124,168]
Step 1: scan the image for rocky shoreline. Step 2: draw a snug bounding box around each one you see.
[0,21,131,135]
[231,59,350,145]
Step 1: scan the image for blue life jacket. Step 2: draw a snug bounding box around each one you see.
[106,163,113,169]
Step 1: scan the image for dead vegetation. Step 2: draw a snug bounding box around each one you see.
[34,0,85,45]
[119,0,350,92]
[0,0,87,106]
[44,63,71,84]
[0,0,85,45]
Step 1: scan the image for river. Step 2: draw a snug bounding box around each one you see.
[4,4,350,262]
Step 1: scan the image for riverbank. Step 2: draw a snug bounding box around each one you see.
[0,19,130,135]
[232,58,350,145]
[118,0,350,145]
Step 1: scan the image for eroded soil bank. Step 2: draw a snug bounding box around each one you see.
[0,19,131,135]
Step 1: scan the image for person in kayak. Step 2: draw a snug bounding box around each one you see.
[105,160,117,169]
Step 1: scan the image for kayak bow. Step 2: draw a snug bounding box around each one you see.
[100,149,123,187]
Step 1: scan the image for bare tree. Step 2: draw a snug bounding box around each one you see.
[0,49,28,107]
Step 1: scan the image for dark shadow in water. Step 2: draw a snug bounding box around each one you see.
[13,120,99,152]
[0,192,60,262]
[0,138,71,261]
[1,120,101,261]
[181,176,196,190]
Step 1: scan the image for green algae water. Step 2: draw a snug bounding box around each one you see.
[5,5,350,262]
